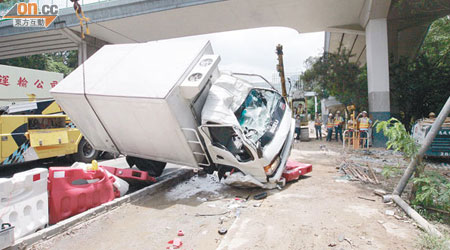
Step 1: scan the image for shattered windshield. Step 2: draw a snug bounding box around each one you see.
[234,89,286,145]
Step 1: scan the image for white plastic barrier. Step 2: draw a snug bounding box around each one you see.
[0,168,49,240]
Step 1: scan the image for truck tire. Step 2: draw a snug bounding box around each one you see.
[72,138,99,163]
[126,156,166,177]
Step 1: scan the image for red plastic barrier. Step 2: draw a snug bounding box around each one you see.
[48,167,116,224]
[101,166,157,184]
[282,160,312,182]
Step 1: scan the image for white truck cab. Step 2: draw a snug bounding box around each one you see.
[51,39,294,188]
[199,74,294,187]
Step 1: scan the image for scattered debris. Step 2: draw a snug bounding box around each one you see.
[328,242,336,247]
[177,230,184,236]
[167,238,183,249]
[165,174,224,201]
[338,234,345,242]
[235,208,241,218]
[218,228,228,235]
[367,165,379,184]
[197,197,208,202]
[253,192,267,200]
[373,189,387,197]
[195,211,229,217]
[338,160,379,184]
[357,196,376,202]
[394,215,403,220]
[253,203,262,207]
[344,237,354,247]
[221,171,265,188]
[385,210,395,216]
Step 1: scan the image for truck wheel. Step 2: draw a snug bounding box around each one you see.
[72,138,99,163]
[125,156,136,168]
[126,156,166,177]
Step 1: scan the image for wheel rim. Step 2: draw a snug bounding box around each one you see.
[82,141,95,158]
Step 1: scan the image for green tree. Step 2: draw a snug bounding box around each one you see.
[389,15,450,127]
[300,49,368,110]
[421,15,450,63]
[0,51,78,77]
[389,54,449,127]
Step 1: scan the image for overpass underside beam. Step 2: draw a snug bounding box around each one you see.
[0,30,78,59]
[0,27,107,63]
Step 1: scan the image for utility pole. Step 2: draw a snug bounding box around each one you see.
[276,44,287,98]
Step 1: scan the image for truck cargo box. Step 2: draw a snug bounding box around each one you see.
[51,40,220,167]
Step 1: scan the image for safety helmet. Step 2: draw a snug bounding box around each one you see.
[429,112,436,118]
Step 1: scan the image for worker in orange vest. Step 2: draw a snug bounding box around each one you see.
[357,111,372,147]
[347,114,355,139]
[314,113,322,140]
[334,111,344,142]
[326,113,334,142]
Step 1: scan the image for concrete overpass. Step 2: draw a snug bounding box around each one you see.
[1,0,448,146]
[1,0,383,59]
[325,0,449,145]
[325,0,450,65]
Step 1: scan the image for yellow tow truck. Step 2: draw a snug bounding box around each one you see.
[0,100,98,166]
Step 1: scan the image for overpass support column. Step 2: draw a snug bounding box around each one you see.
[77,39,107,65]
[59,27,107,65]
[78,42,87,65]
[366,18,390,147]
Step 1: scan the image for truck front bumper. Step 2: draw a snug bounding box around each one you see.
[266,118,295,187]
[221,119,295,189]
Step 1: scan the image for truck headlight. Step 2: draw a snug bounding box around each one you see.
[264,156,280,175]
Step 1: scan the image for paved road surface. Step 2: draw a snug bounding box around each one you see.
[31,140,421,250]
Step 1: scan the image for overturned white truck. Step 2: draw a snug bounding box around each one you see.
[51,40,294,188]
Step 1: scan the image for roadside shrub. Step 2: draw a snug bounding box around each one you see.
[381,164,402,179]
[375,118,419,159]
[412,170,450,221]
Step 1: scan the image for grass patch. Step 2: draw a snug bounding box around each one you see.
[417,232,449,250]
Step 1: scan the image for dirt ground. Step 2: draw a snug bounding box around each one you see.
[30,137,432,250]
